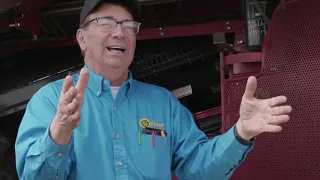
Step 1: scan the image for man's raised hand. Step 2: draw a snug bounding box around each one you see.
[236,76,292,141]
[50,68,89,146]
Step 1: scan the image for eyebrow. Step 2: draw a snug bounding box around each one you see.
[101,16,133,22]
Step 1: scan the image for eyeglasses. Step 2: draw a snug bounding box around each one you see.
[81,16,141,35]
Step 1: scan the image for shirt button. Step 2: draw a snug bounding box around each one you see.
[58,153,63,157]
[113,106,117,110]
[116,134,120,138]
[104,80,107,84]
[238,150,243,153]
[118,162,123,166]
[97,91,101,95]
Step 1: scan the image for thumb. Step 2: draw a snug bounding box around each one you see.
[243,76,257,99]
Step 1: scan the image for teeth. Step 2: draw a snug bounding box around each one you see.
[107,46,125,52]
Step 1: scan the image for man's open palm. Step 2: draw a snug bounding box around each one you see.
[50,68,89,146]
[236,76,292,140]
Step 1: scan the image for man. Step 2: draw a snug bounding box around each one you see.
[15,0,292,179]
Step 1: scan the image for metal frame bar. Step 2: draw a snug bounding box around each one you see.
[0,20,244,53]
[138,20,243,40]
[193,106,221,121]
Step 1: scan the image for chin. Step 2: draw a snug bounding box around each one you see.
[108,64,126,69]
[105,61,126,69]
[103,57,129,69]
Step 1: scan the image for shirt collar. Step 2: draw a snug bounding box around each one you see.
[83,64,133,97]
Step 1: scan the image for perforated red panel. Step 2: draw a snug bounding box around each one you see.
[221,0,320,179]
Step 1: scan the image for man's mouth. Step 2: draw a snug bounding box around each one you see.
[106,46,126,52]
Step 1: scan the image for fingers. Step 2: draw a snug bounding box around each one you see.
[75,68,89,95]
[74,93,84,111]
[270,105,292,115]
[243,76,258,99]
[61,75,73,96]
[62,98,81,115]
[264,108,291,133]
[60,68,88,107]
[53,71,87,133]
[68,111,81,123]
[61,87,78,106]
[263,124,282,133]
[267,96,287,107]
[269,114,290,124]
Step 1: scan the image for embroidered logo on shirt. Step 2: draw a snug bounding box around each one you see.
[139,118,164,129]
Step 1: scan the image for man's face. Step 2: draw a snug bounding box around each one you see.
[77,3,137,70]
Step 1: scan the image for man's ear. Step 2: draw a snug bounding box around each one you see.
[76,29,87,52]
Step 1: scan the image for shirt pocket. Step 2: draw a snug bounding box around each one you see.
[134,133,171,179]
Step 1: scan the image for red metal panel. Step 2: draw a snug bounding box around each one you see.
[0,0,52,34]
[137,20,243,40]
[0,20,244,53]
[193,106,221,121]
[225,52,262,76]
[15,9,41,35]
[0,9,20,32]
[233,32,247,53]
[225,52,261,65]
[220,0,320,179]
[14,0,52,35]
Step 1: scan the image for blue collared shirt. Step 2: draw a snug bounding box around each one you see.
[15,65,253,180]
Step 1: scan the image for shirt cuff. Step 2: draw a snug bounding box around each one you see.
[39,126,72,169]
[233,124,255,146]
[220,125,254,155]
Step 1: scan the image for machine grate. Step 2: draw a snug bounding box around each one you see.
[222,0,320,179]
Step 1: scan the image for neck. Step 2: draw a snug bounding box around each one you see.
[85,60,128,87]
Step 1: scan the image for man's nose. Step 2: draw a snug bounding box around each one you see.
[111,24,125,38]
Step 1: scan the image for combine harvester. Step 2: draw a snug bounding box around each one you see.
[0,0,319,179]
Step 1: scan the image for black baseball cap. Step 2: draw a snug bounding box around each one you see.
[80,0,141,24]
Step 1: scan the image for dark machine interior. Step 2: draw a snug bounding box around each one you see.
[0,0,281,179]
